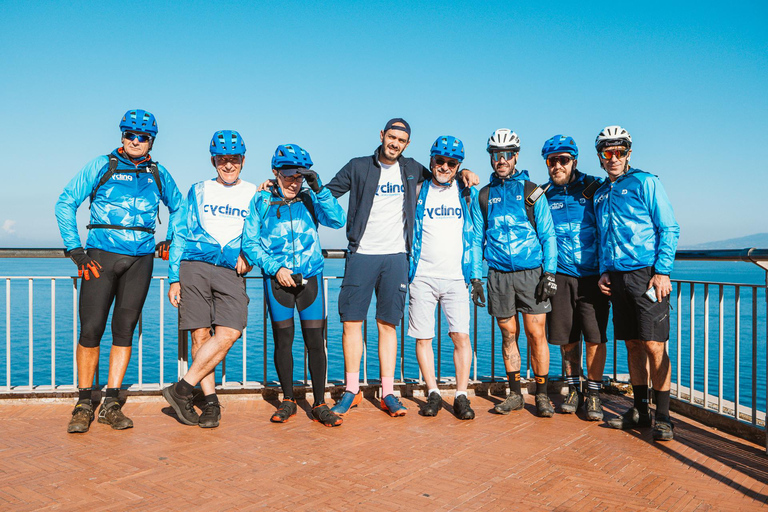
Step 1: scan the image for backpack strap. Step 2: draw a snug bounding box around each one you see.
[90,154,119,204]
[581,175,601,199]
[479,184,490,229]
[299,190,318,227]
[523,181,550,232]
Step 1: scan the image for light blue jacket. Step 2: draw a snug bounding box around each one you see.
[409,181,483,284]
[55,148,183,256]
[593,168,680,275]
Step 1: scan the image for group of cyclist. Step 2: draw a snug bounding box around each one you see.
[56,111,679,442]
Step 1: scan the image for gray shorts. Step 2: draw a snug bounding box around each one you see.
[487,267,551,318]
[408,276,470,339]
[179,260,249,332]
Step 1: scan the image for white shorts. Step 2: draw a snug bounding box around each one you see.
[408,276,470,339]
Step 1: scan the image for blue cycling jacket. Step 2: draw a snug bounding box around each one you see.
[168,179,258,283]
[56,148,183,256]
[545,170,604,277]
[241,185,346,278]
[474,170,557,273]
[593,168,680,275]
[409,181,483,285]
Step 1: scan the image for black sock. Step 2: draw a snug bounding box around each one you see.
[78,388,91,403]
[507,371,521,394]
[204,393,218,404]
[655,390,670,418]
[301,323,328,407]
[535,374,548,395]
[633,385,649,415]
[176,378,194,396]
[105,387,120,400]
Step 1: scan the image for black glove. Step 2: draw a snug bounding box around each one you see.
[299,168,322,193]
[66,247,102,281]
[535,272,557,303]
[470,279,486,307]
[155,240,171,261]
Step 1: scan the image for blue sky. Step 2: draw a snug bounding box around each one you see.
[1,1,766,249]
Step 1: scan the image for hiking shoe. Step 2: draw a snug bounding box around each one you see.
[584,394,604,421]
[560,387,583,414]
[453,395,475,420]
[198,401,222,428]
[421,391,442,417]
[381,394,407,417]
[97,399,134,430]
[607,407,652,430]
[270,399,297,423]
[162,383,199,425]
[535,394,554,418]
[652,415,675,441]
[330,391,362,416]
[494,392,525,415]
[312,403,343,427]
[67,402,94,433]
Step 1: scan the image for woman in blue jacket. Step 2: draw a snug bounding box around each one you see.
[242,144,346,427]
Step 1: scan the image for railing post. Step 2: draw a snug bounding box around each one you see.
[51,279,55,389]
[177,328,188,379]
[28,278,33,389]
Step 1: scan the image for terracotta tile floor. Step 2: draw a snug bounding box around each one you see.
[0,393,766,511]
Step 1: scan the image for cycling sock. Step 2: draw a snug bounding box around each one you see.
[204,393,218,404]
[381,376,394,397]
[655,390,671,417]
[345,372,360,394]
[534,374,548,395]
[105,387,119,400]
[633,385,650,415]
[78,388,91,403]
[507,371,521,394]
[586,379,602,396]
[272,322,296,399]
[564,374,580,387]
[300,324,327,407]
[176,378,194,397]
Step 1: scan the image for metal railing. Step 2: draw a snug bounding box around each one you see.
[1,248,767,452]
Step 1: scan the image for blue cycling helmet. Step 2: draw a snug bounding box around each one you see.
[271,144,313,169]
[541,134,578,159]
[119,109,158,136]
[210,130,246,156]
[430,135,465,162]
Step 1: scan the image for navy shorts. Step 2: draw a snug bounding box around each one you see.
[338,252,408,325]
[609,267,671,342]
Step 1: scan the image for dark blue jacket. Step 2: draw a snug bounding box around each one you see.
[325,147,431,254]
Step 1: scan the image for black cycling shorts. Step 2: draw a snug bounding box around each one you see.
[609,267,671,342]
[78,248,153,348]
[546,273,610,345]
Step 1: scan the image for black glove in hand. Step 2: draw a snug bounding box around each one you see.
[299,168,322,193]
[535,272,557,303]
[470,279,486,307]
[66,247,102,281]
[155,240,171,261]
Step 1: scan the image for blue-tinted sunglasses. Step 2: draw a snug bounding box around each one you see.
[123,132,152,143]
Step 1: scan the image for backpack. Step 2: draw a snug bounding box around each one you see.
[267,189,317,226]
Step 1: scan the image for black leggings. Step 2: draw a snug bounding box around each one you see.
[272,319,326,406]
[78,248,153,348]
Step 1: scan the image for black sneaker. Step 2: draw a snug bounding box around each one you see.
[270,399,298,423]
[98,399,134,430]
[162,383,199,425]
[560,387,583,414]
[421,391,442,417]
[198,401,221,428]
[584,394,604,421]
[493,392,525,414]
[312,403,343,427]
[453,395,475,420]
[607,407,652,429]
[652,415,674,441]
[67,401,94,433]
[535,394,554,418]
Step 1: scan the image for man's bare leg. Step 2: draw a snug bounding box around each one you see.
[523,313,553,416]
[494,315,525,414]
[191,328,216,397]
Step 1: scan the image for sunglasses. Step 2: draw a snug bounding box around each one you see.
[491,150,517,162]
[279,173,304,184]
[433,156,459,169]
[123,132,152,143]
[599,148,629,160]
[546,155,574,167]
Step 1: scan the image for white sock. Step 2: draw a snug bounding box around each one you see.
[428,388,440,396]
[455,390,468,398]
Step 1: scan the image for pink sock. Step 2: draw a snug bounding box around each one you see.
[381,376,394,398]
[345,372,360,394]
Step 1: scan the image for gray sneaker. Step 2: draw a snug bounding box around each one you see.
[494,392,525,415]
[535,394,555,418]
[584,394,604,421]
[560,387,583,414]
[67,402,94,433]
[198,401,221,428]
[97,399,134,430]
[162,384,200,425]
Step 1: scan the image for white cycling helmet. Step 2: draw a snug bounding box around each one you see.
[487,128,521,153]
[595,125,632,151]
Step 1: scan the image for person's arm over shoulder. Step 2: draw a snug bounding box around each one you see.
[55,155,108,251]
[643,174,680,275]
[241,191,282,276]
[469,187,484,280]
[324,159,355,199]
[534,194,558,274]
[310,187,346,229]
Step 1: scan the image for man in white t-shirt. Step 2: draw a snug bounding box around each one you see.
[408,136,483,420]
[326,119,479,418]
[162,130,256,429]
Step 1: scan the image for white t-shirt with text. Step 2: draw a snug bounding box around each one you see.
[357,161,407,255]
[415,180,464,280]
[199,179,257,248]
